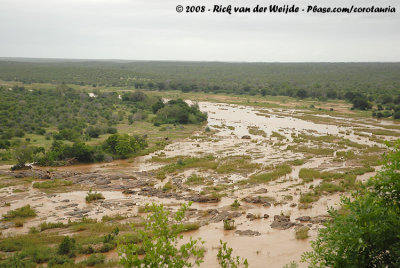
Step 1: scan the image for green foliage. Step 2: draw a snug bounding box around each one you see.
[249,164,292,183]
[217,240,248,268]
[36,140,104,165]
[295,226,310,240]
[103,133,147,159]
[57,236,76,256]
[154,99,207,125]
[223,219,235,230]
[12,143,33,166]
[119,202,205,268]
[231,200,241,209]
[185,174,205,185]
[282,261,299,268]
[33,179,72,189]
[39,222,66,231]
[2,205,36,220]
[85,190,105,202]
[302,141,400,267]
[83,253,106,266]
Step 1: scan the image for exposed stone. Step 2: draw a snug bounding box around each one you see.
[253,188,268,194]
[270,215,296,230]
[242,196,271,207]
[295,216,311,222]
[211,211,242,222]
[235,229,261,236]
[122,189,135,194]
[241,135,251,139]
[246,213,259,221]
[188,195,220,203]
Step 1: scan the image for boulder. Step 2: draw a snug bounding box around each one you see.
[270,215,296,230]
[242,196,271,207]
[295,216,311,222]
[235,229,261,236]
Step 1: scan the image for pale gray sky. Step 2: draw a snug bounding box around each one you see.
[0,0,399,61]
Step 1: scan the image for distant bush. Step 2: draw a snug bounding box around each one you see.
[154,99,207,125]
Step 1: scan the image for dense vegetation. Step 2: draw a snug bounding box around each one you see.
[302,142,400,267]
[0,85,207,166]
[1,60,400,118]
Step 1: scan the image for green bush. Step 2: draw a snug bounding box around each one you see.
[83,253,105,266]
[33,179,72,189]
[302,141,400,267]
[85,190,105,202]
[57,236,75,256]
[119,202,204,267]
[2,205,36,220]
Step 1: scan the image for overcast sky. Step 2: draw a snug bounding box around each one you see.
[0,0,399,62]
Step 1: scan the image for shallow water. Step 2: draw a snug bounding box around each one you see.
[0,100,394,267]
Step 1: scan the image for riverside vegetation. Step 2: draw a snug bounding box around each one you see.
[0,60,399,267]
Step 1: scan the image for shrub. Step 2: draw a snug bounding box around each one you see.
[217,240,248,268]
[85,190,105,202]
[223,219,235,230]
[33,179,72,189]
[119,202,204,267]
[295,226,310,240]
[57,236,75,256]
[2,205,36,220]
[231,200,241,209]
[40,222,66,231]
[84,254,105,266]
[302,141,400,267]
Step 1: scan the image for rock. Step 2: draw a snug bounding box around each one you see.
[295,216,311,222]
[270,215,296,230]
[263,214,269,219]
[241,135,251,139]
[211,211,242,222]
[0,222,15,229]
[207,209,219,215]
[246,213,260,221]
[60,199,70,202]
[189,195,220,203]
[94,178,111,185]
[56,203,78,210]
[242,196,271,207]
[253,188,268,194]
[235,229,261,236]
[66,209,90,217]
[290,203,297,207]
[122,189,135,194]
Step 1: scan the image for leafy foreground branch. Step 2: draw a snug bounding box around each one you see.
[119,202,249,268]
[119,202,204,268]
[302,141,400,267]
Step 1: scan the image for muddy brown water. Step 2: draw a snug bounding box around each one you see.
[0,101,396,267]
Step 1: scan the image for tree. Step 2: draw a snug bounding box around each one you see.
[302,141,400,267]
[296,89,308,99]
[13,143,33,166]
[351,96,372,110]
[119,202,204,268]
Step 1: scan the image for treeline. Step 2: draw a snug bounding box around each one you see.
[0,86,207,165]
[1,60,400,119]
[1,60,400,104]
